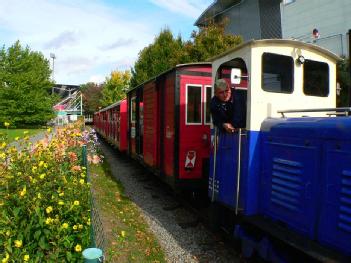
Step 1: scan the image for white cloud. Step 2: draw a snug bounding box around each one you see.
[149,0,213,19]
[89,74,105,84]
[0,0,212,84]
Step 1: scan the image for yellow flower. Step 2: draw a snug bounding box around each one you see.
[23,130,29,135]
[39,160,45,167]
[59,192,64,197]
[23,255,30,262]
[19,186,26,197]
[47,128,52,133]
[58,200,64,205]
[73,225,78,230]
[79,179,85,185]
[62,223,69,229]
[37,193,42,199]
[32,166,37,173]
[78,224,83,229]
[5,230,10,236]
[121,230,126,237]
[0,153,6,159]
[75,244,82,252]
[73,200,80,206]
[39,173,46,179]
[1,142,6,148]
[80,173,86,178]
[46,206,53,214]
[4,122,10,127]
[15,136,20,141]
[2,252,9,263]
[45,217,53,225]
[14,239,22,248]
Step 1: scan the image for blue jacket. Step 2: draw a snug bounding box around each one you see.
[210,96,233,132]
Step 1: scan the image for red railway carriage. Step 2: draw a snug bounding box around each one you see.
[127,63,212,190]
[94,99,128,152]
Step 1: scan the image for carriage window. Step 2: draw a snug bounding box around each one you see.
[131,97,136,123]
[262,53,293,93]
[303,60,329,97]
[186,85,202,124]
[205,86,212,124]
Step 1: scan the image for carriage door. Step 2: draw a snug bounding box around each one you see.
[210,65,248,209]
[136,89,143,156]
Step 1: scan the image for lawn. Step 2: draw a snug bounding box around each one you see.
[89,157,166,263]
[0,128,44,142]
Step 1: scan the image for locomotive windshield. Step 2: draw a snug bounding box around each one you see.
[262,53,294,93]
[303,59,329,97]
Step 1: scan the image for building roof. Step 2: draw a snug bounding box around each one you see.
[195,0,242,26]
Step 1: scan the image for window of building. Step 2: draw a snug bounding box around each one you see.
[303,59,329,97]
[186,84,202,124]
[262,53,294,93]
[131,97,136,123]
[204,85,212,124]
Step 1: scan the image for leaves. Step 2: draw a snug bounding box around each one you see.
[0,41,56,127]
[100,70,131,108]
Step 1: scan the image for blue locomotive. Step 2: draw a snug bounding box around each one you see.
[209,39,350,262]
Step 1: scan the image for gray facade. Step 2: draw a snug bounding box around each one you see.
[195,0,351,57]
[281,0,351,57]
[195,0,282,41]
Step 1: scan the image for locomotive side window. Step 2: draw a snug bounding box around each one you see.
[186,84,202,124]
[262,53,294,93]
[204,85,212,125]
[303,59,329,97]
[131,97,136,123]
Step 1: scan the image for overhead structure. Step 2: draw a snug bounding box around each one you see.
[53,90,83,125]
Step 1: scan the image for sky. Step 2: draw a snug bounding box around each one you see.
[0,0,213,85]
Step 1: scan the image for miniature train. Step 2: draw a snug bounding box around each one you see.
[94,39,350,262]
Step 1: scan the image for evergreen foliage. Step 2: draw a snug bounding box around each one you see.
[130,22,243,88]
[0,41,56,127]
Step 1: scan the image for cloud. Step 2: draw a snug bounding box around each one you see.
[0,0,211,84]
[149,0,212,19]
[44,31,79,49]
[100,38,136,50]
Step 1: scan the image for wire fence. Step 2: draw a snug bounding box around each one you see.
[82,145,107,252]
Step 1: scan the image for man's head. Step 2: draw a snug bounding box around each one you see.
[214,79,231,102]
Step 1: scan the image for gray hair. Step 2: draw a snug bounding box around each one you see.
[215,79,228,91]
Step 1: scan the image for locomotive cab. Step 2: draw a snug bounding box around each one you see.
[210,39,350,261]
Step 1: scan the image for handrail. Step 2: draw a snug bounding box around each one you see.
[278,107,351,117]
[211,127,218,202]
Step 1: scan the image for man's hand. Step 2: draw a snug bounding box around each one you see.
[222,123,235,133]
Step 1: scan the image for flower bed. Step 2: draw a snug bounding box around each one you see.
[0,122,97,262]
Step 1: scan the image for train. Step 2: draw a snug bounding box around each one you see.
[94,39,351,262]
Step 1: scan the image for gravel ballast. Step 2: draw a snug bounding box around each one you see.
[99,140,240,263]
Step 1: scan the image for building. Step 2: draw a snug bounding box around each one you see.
[195,0,351,57]
[195,0,282,41]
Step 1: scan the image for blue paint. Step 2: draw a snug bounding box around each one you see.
[210,116,351,256]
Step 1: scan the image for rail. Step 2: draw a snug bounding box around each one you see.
[278,107,351,117]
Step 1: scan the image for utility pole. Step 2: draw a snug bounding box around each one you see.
[50,53,56,94]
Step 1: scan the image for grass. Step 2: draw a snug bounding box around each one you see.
[89,157,166,263]
[0,128,45,142]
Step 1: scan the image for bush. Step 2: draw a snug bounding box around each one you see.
[0,122,96,262]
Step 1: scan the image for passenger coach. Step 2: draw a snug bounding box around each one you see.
[128,63,212,190]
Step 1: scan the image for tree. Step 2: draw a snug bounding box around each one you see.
[130,28,186,87]
[0,41,56,127]
[186,19,242,62]
[80,82,103,114]
[337,58,350,107]
[130,22,242,88]
[100,70,131,108]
